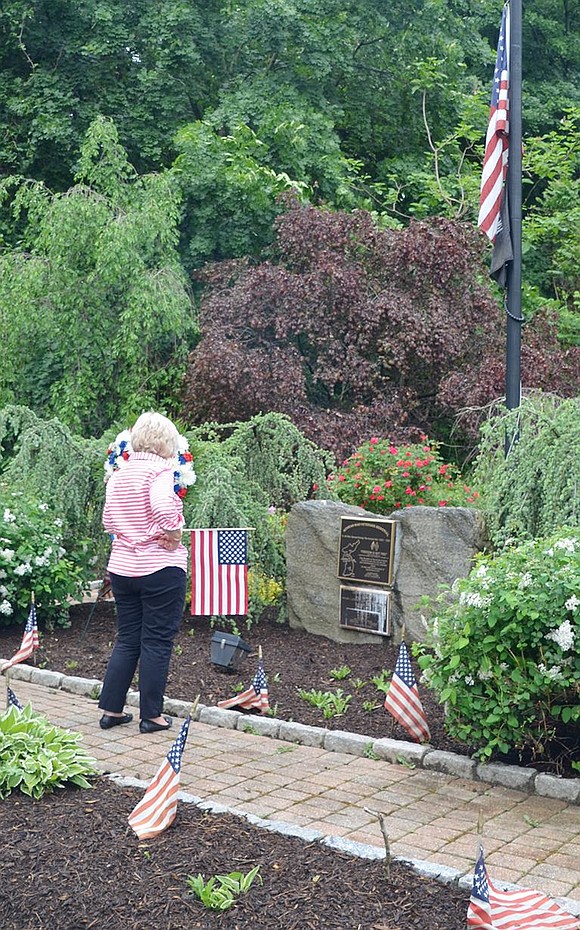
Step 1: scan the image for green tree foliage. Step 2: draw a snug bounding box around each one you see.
[472,393,580,548]
[0,0,219,188]
[0,118,197,435]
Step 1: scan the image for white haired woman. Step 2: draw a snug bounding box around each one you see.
[98,412,187,734]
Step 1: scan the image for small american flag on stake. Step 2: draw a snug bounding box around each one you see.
[2,599,39,672]
[478,2,510,243]
[384,641,430,744]
[468,844,579,930]
[128,715,191,840]
[7,686,23,711]
[190,529,248,616]
[217,652,269,714]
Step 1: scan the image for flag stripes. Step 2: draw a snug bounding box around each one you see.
[217,658,269,714]
[478,2,510,241]
[2,602,39,671]
[468,845,579,930]
[190,530,248,616]
[128,716,191,840]
[384,641,430,743]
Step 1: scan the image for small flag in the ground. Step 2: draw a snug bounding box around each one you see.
[7,686,23,711]
[128,716,191,840]
[190,529,248,616]
[384,641,430,743]
[468,844,579,930]
[2,601,39,672]
[478,1,510,243]
[217,657,269,714]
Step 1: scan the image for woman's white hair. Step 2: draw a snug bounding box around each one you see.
[131,412,179,460]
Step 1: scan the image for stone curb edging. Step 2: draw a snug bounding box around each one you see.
[5,662,579,806]
[108,773,580,919]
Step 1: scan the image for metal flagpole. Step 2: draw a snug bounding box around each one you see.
[505,0,523,415]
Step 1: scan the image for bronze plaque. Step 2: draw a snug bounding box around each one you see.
[339,585,391,636]
[337,517,396,585]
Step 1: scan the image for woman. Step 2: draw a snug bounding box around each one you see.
[98,412,187,733]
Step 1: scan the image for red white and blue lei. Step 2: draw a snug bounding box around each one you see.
[104,430,196,499]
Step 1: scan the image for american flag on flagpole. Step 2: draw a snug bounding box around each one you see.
[478,2,510,242]
[384,641,430,744]
[217,657,269,714]
[190,529,248,616]
[7,686,23,711]
[2,601,39,672]
[128,715,191,840]
[468,844,579,930]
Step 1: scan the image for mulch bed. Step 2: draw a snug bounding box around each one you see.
[0,778,471,930]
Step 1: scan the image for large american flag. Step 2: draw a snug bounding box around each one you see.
[2,601,39,671]
[217,657,269,714]
[468,844,579,930]
[128,715,191,840]
[478,2,510,242]
[384,641,430,743]
[190,529,248,616]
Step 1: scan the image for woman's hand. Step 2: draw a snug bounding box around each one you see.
[157,528,182,550]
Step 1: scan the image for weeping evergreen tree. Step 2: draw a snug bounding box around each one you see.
[0,117,198,436]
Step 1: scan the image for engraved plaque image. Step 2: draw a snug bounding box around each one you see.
[339,585,391,636]
[337,517,396,585]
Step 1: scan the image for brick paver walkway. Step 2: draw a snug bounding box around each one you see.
[10,679,580,908]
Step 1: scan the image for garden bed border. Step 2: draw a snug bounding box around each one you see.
[5,661,579,806]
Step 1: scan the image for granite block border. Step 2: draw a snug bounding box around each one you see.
[108,773,580,918]
[6,663,579,805]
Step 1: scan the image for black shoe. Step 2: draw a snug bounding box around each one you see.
[99,713,133,730]
[139,716,172,734]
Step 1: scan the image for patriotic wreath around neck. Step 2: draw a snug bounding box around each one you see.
[104,429,196,499]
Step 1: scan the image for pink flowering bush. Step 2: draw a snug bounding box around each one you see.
[327,437,479,516]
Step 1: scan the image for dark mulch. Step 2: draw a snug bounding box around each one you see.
[1,601,577,775]
[0,778,472,930]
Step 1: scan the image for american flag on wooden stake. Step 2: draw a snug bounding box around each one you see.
[468,844,579,930]
[478,2,510,243]
[217,657,269,714]
[190,529,248,617]
[128,715,191,840]
[384,641,430,743]
[2,601,39,671]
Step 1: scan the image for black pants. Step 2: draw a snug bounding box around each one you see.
[98,567,186,721]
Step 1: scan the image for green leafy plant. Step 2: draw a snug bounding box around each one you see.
[174,644,183,657]
[0,704,97,798]
[370,671,392,696]
[0,486,89,628]
[329,665,351,681]
[186,866,262,911]
[351,678,366,690]
[362,701,381,712]
[416,527,580,769]
[297,688,352,719]
[363,742,379,760]
[329,436,478,515]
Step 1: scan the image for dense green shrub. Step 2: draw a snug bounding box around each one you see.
[328,436,479,514]
[472,393,580,548]
[416,528,580,770]
[183,413,332,625]
[0,487,89,628]
[0,704,96,798]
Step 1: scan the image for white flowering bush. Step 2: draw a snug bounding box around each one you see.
[415,528,580,769]
[0,488,88,628]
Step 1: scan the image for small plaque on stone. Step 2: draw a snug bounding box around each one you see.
[339,585,391,636]
[337,517,396,585]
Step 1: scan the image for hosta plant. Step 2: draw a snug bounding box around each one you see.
[415,528,580,770]
[328,437,479,516]
[0,704,97,798]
